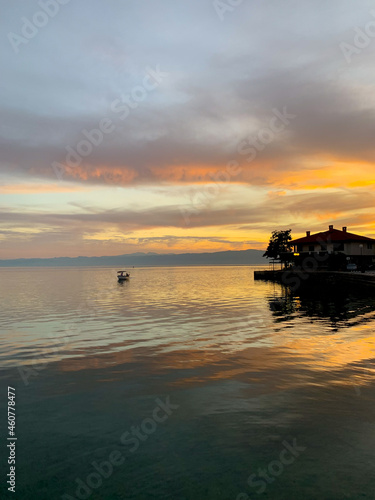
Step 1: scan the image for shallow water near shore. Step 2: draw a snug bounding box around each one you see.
[1,265,375,499]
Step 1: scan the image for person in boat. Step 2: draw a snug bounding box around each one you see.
[118,271,129,277]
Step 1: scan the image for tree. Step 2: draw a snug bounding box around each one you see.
[263,229,292,266]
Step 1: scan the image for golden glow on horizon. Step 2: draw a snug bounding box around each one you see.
[0,184,90,194]
[3,154,375,258]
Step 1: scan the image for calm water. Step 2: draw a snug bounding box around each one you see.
[1,266,375,499]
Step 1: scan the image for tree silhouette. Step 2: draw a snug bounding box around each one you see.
[263,229,292,265]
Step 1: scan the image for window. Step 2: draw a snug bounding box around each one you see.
[320,244,327,251]
[309,245,314,252]
[297,244,303,252]
[367,243,373,250]
[334,242,344,251]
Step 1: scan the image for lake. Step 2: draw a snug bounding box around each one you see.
[1,266,375,499]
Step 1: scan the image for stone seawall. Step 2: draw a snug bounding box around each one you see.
[254,270,375,288]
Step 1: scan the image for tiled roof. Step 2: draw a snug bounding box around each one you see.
[291,228,375,244]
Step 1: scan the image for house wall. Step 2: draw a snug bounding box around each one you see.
[294,243,333,253]
[345,242,375,256]
[294,242,375,256]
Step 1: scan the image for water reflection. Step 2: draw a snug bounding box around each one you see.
[268,281,375,327]
[263,281,375,382]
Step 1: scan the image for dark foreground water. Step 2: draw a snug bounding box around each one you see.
[1,266,375,499]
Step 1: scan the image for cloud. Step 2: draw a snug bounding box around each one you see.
[1,0,375,256]
[1,188,373,234]
[1,0,375,186]
[2,65,375,191]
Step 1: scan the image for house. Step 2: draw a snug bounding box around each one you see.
[289,225,375,269]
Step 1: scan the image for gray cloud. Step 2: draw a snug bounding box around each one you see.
[1,0,375,188]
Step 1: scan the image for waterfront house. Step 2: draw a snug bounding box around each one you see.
[289,225,375,269]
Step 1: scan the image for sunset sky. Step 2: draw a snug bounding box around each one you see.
[1,0,375,258]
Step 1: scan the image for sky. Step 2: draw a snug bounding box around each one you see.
[1,0,375,258]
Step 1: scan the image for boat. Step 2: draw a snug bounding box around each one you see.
[117,270,130,282]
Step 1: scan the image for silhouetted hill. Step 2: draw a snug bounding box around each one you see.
[0,249,265,267]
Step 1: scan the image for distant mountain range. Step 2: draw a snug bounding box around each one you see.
[0,249,265,267]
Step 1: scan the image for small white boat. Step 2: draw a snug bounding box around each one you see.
[117,270,130,282]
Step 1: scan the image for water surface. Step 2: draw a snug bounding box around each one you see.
[1,266,375,499]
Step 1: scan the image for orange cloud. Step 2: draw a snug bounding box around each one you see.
[30,164,138,185]
[29,154,375,196]
[262,157,375,191]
